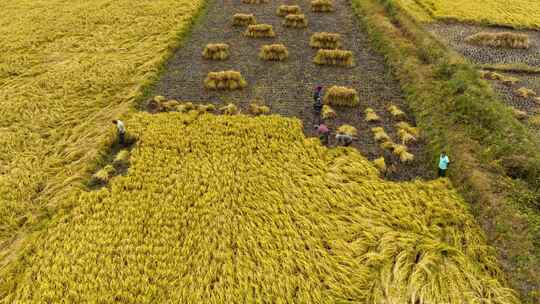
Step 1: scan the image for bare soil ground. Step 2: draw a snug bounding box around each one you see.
[148,0,433,181]
[426,23,540,67]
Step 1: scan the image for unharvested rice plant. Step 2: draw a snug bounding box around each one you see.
[202,43,230,60]
[283,14,308,28]
[232,13,257,27]
[324,86,360,107]
[1,113,518,303]
[398,0,540,29]
[204,71,248,90]
[244,24,276,38]
[310,32,342,49]
[314,49,355,67]
[0,0,204,248]
[465,32,530,49]
[312,0,334,13]
[259,44,289,61]
[276,5,301,17]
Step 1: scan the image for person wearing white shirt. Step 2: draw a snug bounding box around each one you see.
[438,151,450,177]
[112,120,126,146]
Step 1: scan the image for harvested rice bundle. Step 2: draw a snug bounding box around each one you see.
[113,150,130,166]
[249,103,270,115]
[154,95,166,103]
[324,86,359,107]
[314,49,354,67]
[465,32,530,49]
[242,0,268,3]
[388,104,406,118]
[244,24,276,38]
[197,104,216,112]
[283,14,308,28]
[380,140,395,151]
[232,13,256,27]
[204,71,247,90]
[529,115,540,126]
[535,97,540,104]
[392,144,414,163]
[202,43,229,60]
[513,108,528,120]
[92,165,116,183]
[501,76,520,86]
[371,127,390,142]
[220,103,239,115]
[395,121,420,137]
[310,32,342,49]
[322,105,336,119]
[337,124,357,137]
[373,157,386,173]
[398,129,416,144]
[481,71,519,86]
[516,87,537,98]
[311,0,334,12]
[364,108,381,123]
[259,44,289,61]
[277,5,301,16]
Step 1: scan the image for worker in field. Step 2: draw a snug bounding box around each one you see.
[438,151,450,177]
[336,133,353,147]
[315,123,330,146]
[112,119,126,146]
[313,86,323,123]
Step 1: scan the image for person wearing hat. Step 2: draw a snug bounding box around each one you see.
[315,123,330,146]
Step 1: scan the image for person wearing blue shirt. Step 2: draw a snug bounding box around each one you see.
[438,151,450,177]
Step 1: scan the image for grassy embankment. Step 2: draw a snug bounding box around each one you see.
[352,0,540,301]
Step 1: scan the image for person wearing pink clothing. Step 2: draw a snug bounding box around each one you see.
[315,123,330,146]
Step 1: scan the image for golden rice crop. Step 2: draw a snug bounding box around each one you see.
[465,32,530,49]
[249,103,270,115]
[516,87,537,98]
[399,0,540,29]
[364,107,381,122]
[373,157,387,173]
[310,32,342,49]
[323,86,360,107]
[314,49,354,67]
[283,14,308,28]
[0,0,204,244]
[113,150,130,166]
[322,105,337,120]
[91,165,116,184]
[204,71,247,90]
[337,124,358,137]
[202,43,230,60]
[2,113,518,303]
[244,24,276,38]
[277,5,301,17]
[259,44,289,61]
[312,0,335,12]
[232,13,257,26]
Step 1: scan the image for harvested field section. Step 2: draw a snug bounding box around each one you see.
[151,0,431,180]
[3,113,518,303]
[426,23,540,67]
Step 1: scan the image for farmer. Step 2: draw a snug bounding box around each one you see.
[438,151,450,177]
[313,86,323,122]
[315,123,330,146]
[336,133,353,147]
[112,119,126,146]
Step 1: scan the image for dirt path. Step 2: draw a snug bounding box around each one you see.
[149,0,433,181]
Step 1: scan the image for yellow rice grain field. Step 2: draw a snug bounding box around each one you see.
[396,0,540,29]
[1,113,518,303]
[0,0,204,245]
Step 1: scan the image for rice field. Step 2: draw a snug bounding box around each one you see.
[397,0,540,29]
[0,0,204,244]
[2,112,518,303]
